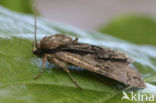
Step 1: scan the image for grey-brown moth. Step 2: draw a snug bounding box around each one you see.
[32,14,146,90]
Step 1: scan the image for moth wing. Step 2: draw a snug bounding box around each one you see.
[55,51,146,88]
[62,43,132,63]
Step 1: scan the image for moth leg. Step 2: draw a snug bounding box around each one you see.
[34,54,48,80]
[53,58,82,90]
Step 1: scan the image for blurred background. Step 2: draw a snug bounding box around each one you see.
[0,0,156,45]
[35,0,156,30]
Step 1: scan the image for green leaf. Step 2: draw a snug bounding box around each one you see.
[0,6,156,103]
[99,14,156,45]
[0,0,33,14]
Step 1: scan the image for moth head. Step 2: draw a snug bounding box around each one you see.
[39,34,73,49]
[32,43,44,57]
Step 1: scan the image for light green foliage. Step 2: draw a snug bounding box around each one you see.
[0,0,33,14]
[99,14,156,45]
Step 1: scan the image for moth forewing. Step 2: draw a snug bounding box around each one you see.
[54,51,146,88]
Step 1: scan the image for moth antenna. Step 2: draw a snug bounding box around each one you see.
[32,5,37,47]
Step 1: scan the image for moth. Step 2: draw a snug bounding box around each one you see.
[32,15,146,90]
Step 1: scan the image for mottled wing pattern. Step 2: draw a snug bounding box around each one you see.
[59,43,131,63]
[54,51,146,88]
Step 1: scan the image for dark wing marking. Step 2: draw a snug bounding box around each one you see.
[59,43,132,63]
[54,51,146,88]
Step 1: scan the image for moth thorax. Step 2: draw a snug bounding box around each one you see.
[40,34,73,49]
